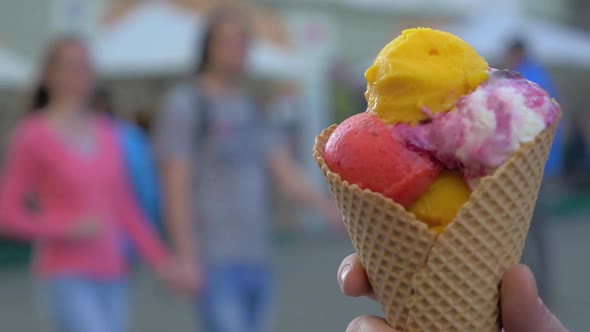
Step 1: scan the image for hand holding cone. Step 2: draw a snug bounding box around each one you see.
[338,254,569,332]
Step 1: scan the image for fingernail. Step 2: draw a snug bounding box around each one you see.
[338,263,352,290]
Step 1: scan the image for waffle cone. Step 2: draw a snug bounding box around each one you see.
[313,119,559,331]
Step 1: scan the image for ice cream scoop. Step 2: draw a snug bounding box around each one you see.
[365,28,489,124]
[407,170,472,233]
[323,112,442,207]
[398,69,561,180]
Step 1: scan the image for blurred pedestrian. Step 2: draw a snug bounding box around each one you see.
[0,36,178,332]
[505,38,564,304]
[564,112,590,191]
[155,9,341,332]
[93,88,164,262]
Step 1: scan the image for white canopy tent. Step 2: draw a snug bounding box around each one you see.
[92,1,302,79]
[341,0,487,15]
[0,47,32,88]
[442,12,590,67]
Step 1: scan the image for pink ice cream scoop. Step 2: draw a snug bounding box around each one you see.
[397,69,560,181]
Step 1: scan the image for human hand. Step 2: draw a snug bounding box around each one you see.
[158,256,203,296]
[65,217,103,241]
[338,253,568,332]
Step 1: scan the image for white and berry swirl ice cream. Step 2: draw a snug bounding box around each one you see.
[397,69,560,183]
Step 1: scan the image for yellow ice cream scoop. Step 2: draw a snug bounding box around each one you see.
[365,28,489,124]
[408,170,472,233]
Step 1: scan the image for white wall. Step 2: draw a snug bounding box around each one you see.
[0,0,50,56]
[0,0,112,60]
[50,0,109,38]
[523,0,572,20]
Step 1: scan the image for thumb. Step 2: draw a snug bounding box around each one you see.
[501,265,567,332]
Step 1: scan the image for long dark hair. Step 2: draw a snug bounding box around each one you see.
[30,36,86,112]
[195,9,251,75]
[91,87,115,117]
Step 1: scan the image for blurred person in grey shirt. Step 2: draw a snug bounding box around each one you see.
[154,9,340,332]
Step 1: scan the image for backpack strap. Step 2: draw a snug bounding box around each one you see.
[192,89,211,143]
[178,83,211,147]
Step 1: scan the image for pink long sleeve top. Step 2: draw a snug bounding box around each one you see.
[0,115,168,279]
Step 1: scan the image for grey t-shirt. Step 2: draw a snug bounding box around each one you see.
[155,84,279,263]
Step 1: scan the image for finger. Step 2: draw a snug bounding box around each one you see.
[501,264,567,332]
[338,254,376,300]
[346,315,399,332]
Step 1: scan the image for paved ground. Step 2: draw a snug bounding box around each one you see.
[0,220,588,332]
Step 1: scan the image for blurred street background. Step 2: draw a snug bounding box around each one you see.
[0,0,589,331]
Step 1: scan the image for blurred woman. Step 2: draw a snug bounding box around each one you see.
[155,10,340,332]
[0,37,173,332]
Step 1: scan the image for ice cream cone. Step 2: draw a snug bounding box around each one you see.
[313,117,560,332]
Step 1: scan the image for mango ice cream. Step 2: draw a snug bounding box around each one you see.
[365,28,489,124]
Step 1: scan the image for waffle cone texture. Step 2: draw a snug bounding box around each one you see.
[313,118,560,332]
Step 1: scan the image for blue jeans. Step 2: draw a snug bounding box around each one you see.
[199,263,273,332]
[38,277,129,332]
